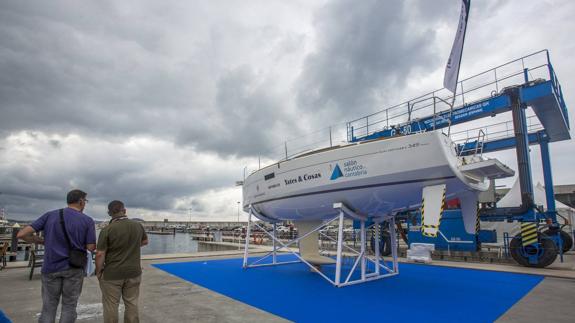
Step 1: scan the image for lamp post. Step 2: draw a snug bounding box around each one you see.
[0,191,4,221]
[10,223,20,262]
[188,208,192,232]
[237,201,240,223]
[237,201,241,249]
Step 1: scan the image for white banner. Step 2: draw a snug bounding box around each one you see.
[444,0,471,94]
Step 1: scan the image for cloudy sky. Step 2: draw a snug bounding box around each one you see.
[1,0,574,221]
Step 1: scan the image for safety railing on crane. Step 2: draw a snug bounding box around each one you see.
[347,49,561,141]
[449,115,543,147]
[546,52,568,125]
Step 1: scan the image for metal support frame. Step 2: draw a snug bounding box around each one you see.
[243,203,399,287]
[534,133,565,261]
[539,133,557,222]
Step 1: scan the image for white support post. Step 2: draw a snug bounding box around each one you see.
[242,207,253,268]
[389,216,398,273]
[335,210,345,286]
[272,223,277,264]
[374,220,381,275]
[360,219,366,280]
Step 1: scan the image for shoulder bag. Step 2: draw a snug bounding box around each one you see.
[59,209,87,268]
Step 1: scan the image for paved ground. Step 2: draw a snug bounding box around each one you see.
[0,253,288,323]
[1,251,574,322]
[497,277,575,322]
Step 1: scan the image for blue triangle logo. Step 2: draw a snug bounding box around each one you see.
[330,164,343,180]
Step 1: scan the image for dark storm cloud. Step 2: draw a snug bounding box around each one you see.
[296,0,452,119]
[0,132,242,220]
[175,65,300,157]
[0,0,454,159]
[0,0,454,219]
[0,0,308,220]
[5,0,570,222]
[188,199,205,213]
[0,1,300,158]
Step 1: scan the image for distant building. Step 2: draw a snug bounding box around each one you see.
[496,184,575,208]
[554,184,575,208]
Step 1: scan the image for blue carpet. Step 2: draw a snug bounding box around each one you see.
[153,255,543,323]
[0,310,11,323]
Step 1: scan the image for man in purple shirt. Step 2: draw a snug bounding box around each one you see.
[18,189,96,323]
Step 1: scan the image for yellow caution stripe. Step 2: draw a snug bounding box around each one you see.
[420,187,446,238]
[475,205,480,234]
[420,197,425,234]
[433,187,446,237]
[521,222,538,246]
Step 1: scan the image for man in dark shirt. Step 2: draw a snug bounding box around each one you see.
[96,200,148,323]
[18,189,96,323]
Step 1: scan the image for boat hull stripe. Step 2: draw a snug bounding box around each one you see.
[251,175,457,206]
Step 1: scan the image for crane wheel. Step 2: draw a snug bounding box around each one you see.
[542,229,573,253]
[510,233,558,268]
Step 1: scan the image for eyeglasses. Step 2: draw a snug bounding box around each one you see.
[83,199,89,203]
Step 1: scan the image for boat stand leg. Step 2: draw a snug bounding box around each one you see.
[272,223,277,264]
[335,210,345,286]
[360,219,366,280]
[331,205,399,287]
[389,216,398,273]
[243,207,253,268]
[374,220,381,275]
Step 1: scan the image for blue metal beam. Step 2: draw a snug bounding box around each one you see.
[457,132,541,155]
[521,81,571,141]
[350,50,569,145]
[539,132,557,221]
[352,81,569,144]
[353,95,512,142]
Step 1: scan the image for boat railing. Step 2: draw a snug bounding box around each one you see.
[347,49,556,141]
[246,123,349,174]
[457,129,486,159]
[262,94,451,165]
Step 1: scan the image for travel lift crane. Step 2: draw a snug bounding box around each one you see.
[348,50,571,268]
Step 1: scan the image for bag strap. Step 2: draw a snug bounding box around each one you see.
[59,208,73,250]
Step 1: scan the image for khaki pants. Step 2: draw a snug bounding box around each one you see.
[99,275,141,323]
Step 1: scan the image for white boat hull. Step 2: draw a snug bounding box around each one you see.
[243,131,490,222]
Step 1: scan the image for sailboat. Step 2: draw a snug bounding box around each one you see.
[243,130,513,235]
